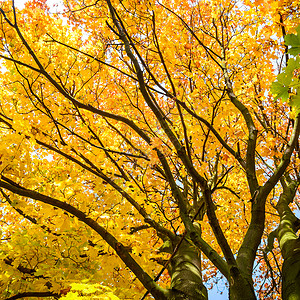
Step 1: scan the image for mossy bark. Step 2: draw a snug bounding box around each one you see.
[282,245,300,300]
[275,180,300,300]
[228,272,256,300]
[168,239,208,300]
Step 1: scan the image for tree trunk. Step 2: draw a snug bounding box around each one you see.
[282,246,300,300]
[169,239,208,300]
[275,181,300,300]
[228,273,257,300]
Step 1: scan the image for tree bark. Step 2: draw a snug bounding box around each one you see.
[169,239,208,300]
[276,181,300,300]
[282,246,300,300]
[228,272,257,300]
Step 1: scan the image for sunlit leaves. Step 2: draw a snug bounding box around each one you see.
[0,0,298,299]
[60,283,120,299]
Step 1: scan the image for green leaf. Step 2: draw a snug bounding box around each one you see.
[290,79,300,89]
[271,81,289,101]
[271,53,300,104]
[297,25,300,36]
[289,47,300,56]
[287,56,300,71]
[277,72,292,86]
[285,33,300,47]
[285,25,300,56]
[290,94,300,113]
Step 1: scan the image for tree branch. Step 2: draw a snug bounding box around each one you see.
[262,113,300,197]
[0,179,169,300]
[4,292,60,300]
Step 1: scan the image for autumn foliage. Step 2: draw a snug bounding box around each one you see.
[0,0,299,299]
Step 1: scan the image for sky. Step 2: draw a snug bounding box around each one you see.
[15,0,63,10]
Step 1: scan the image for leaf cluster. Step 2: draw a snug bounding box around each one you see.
[271,25,300,113]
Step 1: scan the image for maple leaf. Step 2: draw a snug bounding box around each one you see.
[0,0,299,300]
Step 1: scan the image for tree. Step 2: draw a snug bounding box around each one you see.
[0,0,299,299]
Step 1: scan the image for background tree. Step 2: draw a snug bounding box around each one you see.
[0,0,299,299]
